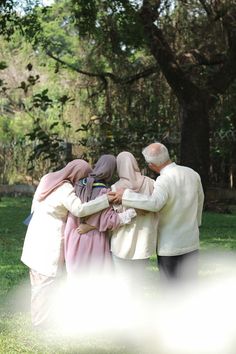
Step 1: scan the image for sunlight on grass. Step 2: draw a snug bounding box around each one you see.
[0,197,236,353]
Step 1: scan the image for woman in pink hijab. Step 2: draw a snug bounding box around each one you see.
[110,151,159,286]
[64,155,137,276]
[21,159,112,328]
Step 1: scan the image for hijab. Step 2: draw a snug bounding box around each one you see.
[113,151,145,192]
[36,159,92,201]
[76,154,117,202]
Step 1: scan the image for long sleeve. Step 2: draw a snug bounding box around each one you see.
[64,212,78,256]
[197,177,204,226]
[61,183,109,217]
[83,204,136,232]
[84,206,121,232]
[117,208,137,225]
[30,186,40,213]
[122,176,168,212]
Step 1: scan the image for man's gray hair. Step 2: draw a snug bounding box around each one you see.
[142,143,170,166]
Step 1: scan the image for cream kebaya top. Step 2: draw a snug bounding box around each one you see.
[21,182,109,276]
[110,176,158,260]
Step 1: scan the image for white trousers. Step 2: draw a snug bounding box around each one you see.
[29,269,56,327]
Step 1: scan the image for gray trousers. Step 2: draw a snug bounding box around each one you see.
[158,250,199,283]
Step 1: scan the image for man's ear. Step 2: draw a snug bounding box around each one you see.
[149,163,159,173]
[148,162,156,171]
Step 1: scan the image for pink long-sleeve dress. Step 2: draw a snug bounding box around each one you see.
[64,187,120,275]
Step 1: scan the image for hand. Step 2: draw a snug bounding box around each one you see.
[107,193,117,204]
[77,223,96,234]
[108,189,124,204]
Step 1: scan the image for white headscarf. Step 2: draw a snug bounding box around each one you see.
[113,151,145,192]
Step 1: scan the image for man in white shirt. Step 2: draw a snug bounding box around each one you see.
[109,143,204,281]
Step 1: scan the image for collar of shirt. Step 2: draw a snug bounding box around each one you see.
[160,162,177,175]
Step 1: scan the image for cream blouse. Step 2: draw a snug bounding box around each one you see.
[21,182,109,276]
[110,176,158,260]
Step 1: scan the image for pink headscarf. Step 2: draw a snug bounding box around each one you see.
[36,159,92,201]
[113,151,145,192]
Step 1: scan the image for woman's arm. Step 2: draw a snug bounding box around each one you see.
[78,207,137,234]
[61,182,110,217]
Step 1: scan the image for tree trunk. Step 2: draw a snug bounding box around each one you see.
[138,4,211,188]
[179,93,210,189]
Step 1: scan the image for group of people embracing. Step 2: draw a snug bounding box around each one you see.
[21,142,204,328]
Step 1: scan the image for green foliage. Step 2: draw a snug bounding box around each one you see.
[0,30,79,181]
[0,1,45,40]
[31,88,53,110]
[71,0,98,37]
[0,0,236,187]
[25,119,64,171]
[210,81,236,186]
[77,73,179,166]
[0,0,16,38]
[0,61,8,70]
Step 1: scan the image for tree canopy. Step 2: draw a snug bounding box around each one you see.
[0,0,236,189]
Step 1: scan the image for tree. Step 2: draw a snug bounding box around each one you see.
[59,0,236,188]
[2,0,236,189]
[0,18,78,182]
[137,0,236,188]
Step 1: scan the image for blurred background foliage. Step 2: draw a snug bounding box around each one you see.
[0,0,235,189]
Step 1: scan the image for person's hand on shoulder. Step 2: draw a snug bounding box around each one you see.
[108,188,125,204]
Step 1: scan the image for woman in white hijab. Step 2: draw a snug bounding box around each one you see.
[110,151,159,285]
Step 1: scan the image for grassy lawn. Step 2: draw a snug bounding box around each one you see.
[0,197,30,304]
[0,196,236,353]
[201,211,236,250]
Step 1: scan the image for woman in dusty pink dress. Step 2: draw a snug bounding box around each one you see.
[64,155,136,276]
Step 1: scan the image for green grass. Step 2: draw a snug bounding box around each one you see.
[201,211,236,250]
[0,197,31,303]
[0,312,131,354]
[0,197,139,353]
[0,196,236,353]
